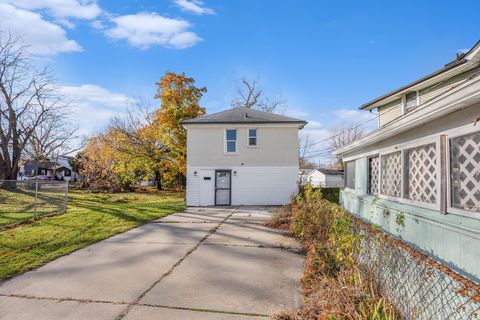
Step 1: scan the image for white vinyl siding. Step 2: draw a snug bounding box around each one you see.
[378,99,403,127]
[186,166,299,206]
[419,66,480,104]
[377,66,480,127]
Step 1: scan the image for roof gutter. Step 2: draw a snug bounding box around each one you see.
[335,75,480,156]
[359,59,469,110]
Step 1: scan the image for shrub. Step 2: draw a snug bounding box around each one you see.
[269,185,398,320]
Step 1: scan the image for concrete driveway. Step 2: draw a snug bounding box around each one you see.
[0,207,304,319]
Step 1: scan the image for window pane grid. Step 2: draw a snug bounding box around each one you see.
[226,129,236,153]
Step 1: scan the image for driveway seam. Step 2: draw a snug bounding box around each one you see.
[136,303,269,317]
[0,293,129,305]
[0,293,269,317]
[114,208,239,320]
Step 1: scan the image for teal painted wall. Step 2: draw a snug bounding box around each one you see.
[339,103,480,282]
[340,157,480,282]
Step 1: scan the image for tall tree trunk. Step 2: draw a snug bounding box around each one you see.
[154,170,162,190]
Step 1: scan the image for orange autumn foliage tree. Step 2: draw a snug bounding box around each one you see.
[77,72,206,191]
[154,72,206,185]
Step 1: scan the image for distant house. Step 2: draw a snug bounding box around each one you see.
[335,41,480,281]
[18,156,82,182]
[300,168,344,187]
[183,107,307,206]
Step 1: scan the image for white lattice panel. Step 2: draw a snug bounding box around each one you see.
[369,156,379,195]
[450,132,480,212]
[381,152,402,197]
[406,144,437,204]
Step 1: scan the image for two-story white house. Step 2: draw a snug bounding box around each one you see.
[183,107,307,206]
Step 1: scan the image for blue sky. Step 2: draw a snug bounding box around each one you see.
[1,0,479,162]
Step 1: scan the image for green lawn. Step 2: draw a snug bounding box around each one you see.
[0,182,68,226]
[0,189,185,279]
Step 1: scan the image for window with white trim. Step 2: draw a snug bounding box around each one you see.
[405,91,418,112]
[248,129,257,146]
[368,156,379,195]
[381,151,401,197]
[450,131,480,213]
[225,129,237,153]
[404,143,437,204]
[345,161,356,189]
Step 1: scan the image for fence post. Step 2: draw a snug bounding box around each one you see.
[64,181,69,212]
[34,181,38,218]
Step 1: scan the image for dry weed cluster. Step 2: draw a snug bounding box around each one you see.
[270,186,399,320]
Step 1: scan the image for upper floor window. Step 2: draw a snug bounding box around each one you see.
[226,129,237,153]
[404,91,418,112]
[248,129,257,146]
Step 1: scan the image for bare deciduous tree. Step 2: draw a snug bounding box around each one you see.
[298,134,316,168]
[231,77,285,113]
[24,112,79,161]
[329,125,365,168]
[0,32,70,179]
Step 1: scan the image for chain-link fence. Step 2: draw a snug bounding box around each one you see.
[0,180,68,227]
[351,215,480,320]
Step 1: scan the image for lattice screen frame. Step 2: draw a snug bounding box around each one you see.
[447,129,480,216]
[376,136,442,211]
[380,151,402,197]
[368,156,380,195]
[404,143,439,204]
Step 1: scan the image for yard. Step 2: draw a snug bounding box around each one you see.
[0,189,185,279]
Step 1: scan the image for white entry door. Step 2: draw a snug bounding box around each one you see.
[199,170,215,206]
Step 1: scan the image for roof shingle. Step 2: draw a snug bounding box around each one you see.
[183,107,307,127]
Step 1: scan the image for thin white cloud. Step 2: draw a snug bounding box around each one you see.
[1,0,102,20]
[59,84,134,107]
[331,108,376,122]
[59,84,134,134]
[305,120,322,128]
[174,0,215,15]
[105,12,202,49]
[284,108,310,118]
[0,3,82,55]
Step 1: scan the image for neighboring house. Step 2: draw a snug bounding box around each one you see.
[18,156,82,182]
[335,41,480,282]
[183,107,307,206]
[300,168,344,187]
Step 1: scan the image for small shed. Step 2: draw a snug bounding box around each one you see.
[300,168,344,188]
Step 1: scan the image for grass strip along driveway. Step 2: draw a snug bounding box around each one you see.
[0,190,185,279]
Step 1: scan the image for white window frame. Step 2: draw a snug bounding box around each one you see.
[344,160,356,191]
[402,91,419,115]
[224,128,238,155]
[342,125,480,218]
[378,149,402,200]
[377,135,441,211]
[247,128,258,147]
[445,124,480,218]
